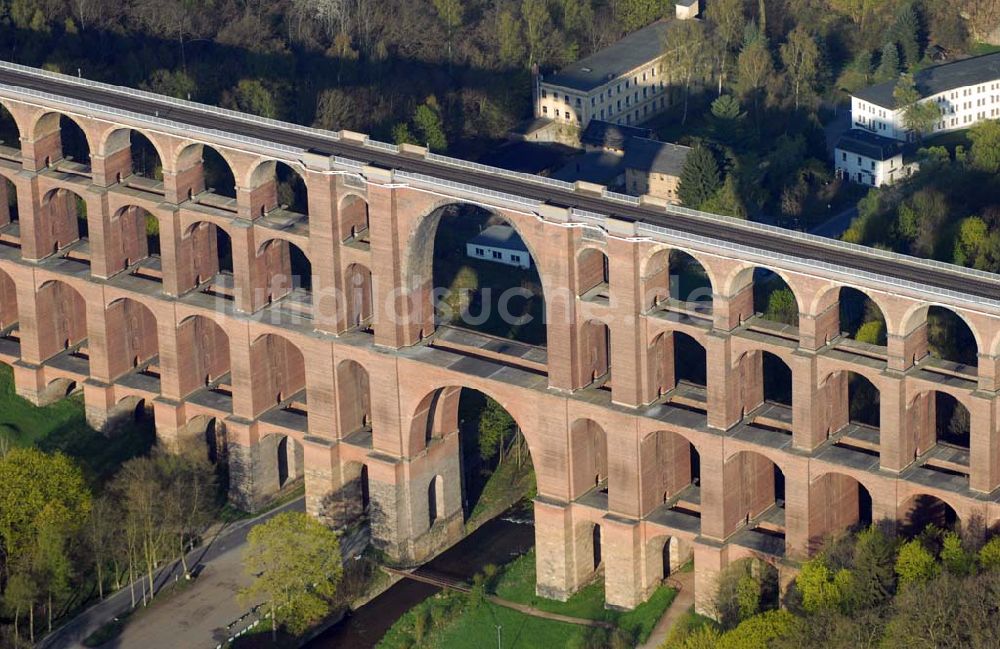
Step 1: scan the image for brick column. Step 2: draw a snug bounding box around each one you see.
[697,436,727,541]
[302,436,339,524]
[783,463,809,560]
[791,351,825,451]
[367,173,416,349]
[978,353,1000,392]
[533,497,581,601]
[84,188,114,279]
[969,393,999,493]
[601,515,644,609]
[693,539,726,617]
[706,332,741,430]
[606,225,642,407]
[306,169,343,334]
[887,323,927,372]
[229,219,258,314]
[879,374,911,472]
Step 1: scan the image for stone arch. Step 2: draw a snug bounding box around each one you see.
[900,303,980,370]
[339,194,369,242]
[109,205,161,274]
[819,369,881,435]
[40,186,88,255]
[255,237,312,302]
[35,279,88,360]
[808,472,874,552]
[32,111,92,167]
[336,359,371,437]
[186,414,228,466]
[0,100,21,151]
[727,265,801,327]
[344,263,373,331]
[102,127,165,184]
[576,246,609,298]
[641,246,715,312]
[646,535,691,583]
[403,201,548,345]
[45,377,78,399]
[647,330,707,402]
[246,159,309,217]
[183,220,234,290]
[579,319,611,388]
[108,395,153,427]
[724,449,786,536]
[900,493,960,534]
[258,433,304,493]
[735,349,792,423]
[249,333,306,413]
[908,389,972,458]
[0,171,18,233]
[570,418,608,498]
[176,315,230,396]
[334,460,371,524]
[174,142,238,202]
[639,429,700,514]
[810,285,889,345]
[105,297,160,380]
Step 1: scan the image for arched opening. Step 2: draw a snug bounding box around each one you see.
[111,205,161,277]
[55,114,90,168]
[177,315,231,397]
[737,350,792,430]
[808,473,873,552]
[0,103,20,157]
[641,430,700,516]
[591,523,602,569]
[331,461,371,526]
[577,247,610,301]
[910,390,971,463]
[336,359,371,437]
[643,248,713,315]
[35,280,88,362]
[428,474,445,527]
[177,143,236,207]
[272,162,308,216]
[648,330,707,404]
[647,536,691,583]
[752,268,798,327]
[41,187,88,258]
[0,175,18,244]
[838,287,887,345]
[46,378,78,400]
[249,334,307,424]
[105,298,160,384]
[847,372,880,428]
[418,204,545,345]
[259,433,303,494]
[926,306,978,370]
[104,128,163,188]
[340,194,370,243]
[821,370,881,450]
[901,494,959,535]
[186,415,229,496]
[256,239,312,308]
[185,221,234,298]
[570,418,609,501]
[344,263,373,332]
[580,320,611,389]
[409,386,534,524]
[0,268,18,348]
[725,451,786,543]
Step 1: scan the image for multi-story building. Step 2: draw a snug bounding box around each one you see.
[851,52,1000,141]
[623,137,691,202]
[533,21,685,131]
[834,129,917,187]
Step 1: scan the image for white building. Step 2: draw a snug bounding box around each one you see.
[852,52,1000,141]
[466,225,531,269]
[534,20,687,131]
[834,130,917,187]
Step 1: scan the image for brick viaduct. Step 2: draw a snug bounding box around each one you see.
[1,65,1000,615]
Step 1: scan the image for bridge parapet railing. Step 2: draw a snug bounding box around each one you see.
[426,151,576,192]
[0,60,344,147]
[394,170,541,209]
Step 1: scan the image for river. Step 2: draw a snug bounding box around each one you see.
[307,503,535,648]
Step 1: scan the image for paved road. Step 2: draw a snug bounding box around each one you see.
[0,64,998,301]
[638,570,695,649]
[40,497,305,649]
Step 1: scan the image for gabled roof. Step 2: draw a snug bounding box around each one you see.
[468,225,529,252]
[542,21,675,92]
[580,120,653,150]
[623,137,691,176]
[854,52,1000,109]
[835,129,905,161]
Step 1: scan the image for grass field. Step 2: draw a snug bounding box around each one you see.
[377,549,676,649]
[0,363,154,484]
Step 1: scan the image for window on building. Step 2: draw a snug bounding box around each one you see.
[577,97,582,106]
[475,247,485,256]
[871,160,876,170]
[492,251,502,259]
[555,109,560,117]
[842,152,846,161]
[591,97,595,107]
[543,106,548,114]
[564,95,569,103]
[541,89,547,99]
[511,254,521,263]
[625,80,630,89]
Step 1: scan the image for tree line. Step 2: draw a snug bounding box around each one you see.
[0,446,218,646]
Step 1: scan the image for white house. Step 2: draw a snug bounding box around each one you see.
[834,129,917,187]
[852,52,1000,141]
[466,225,531,269]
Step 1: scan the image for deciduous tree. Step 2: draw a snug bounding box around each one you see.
[664,19,707,124]
[780,26,821,109]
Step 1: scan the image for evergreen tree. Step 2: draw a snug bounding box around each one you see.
[678,144,722,209]
[892,3,922,69]
[876,43,901,83]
